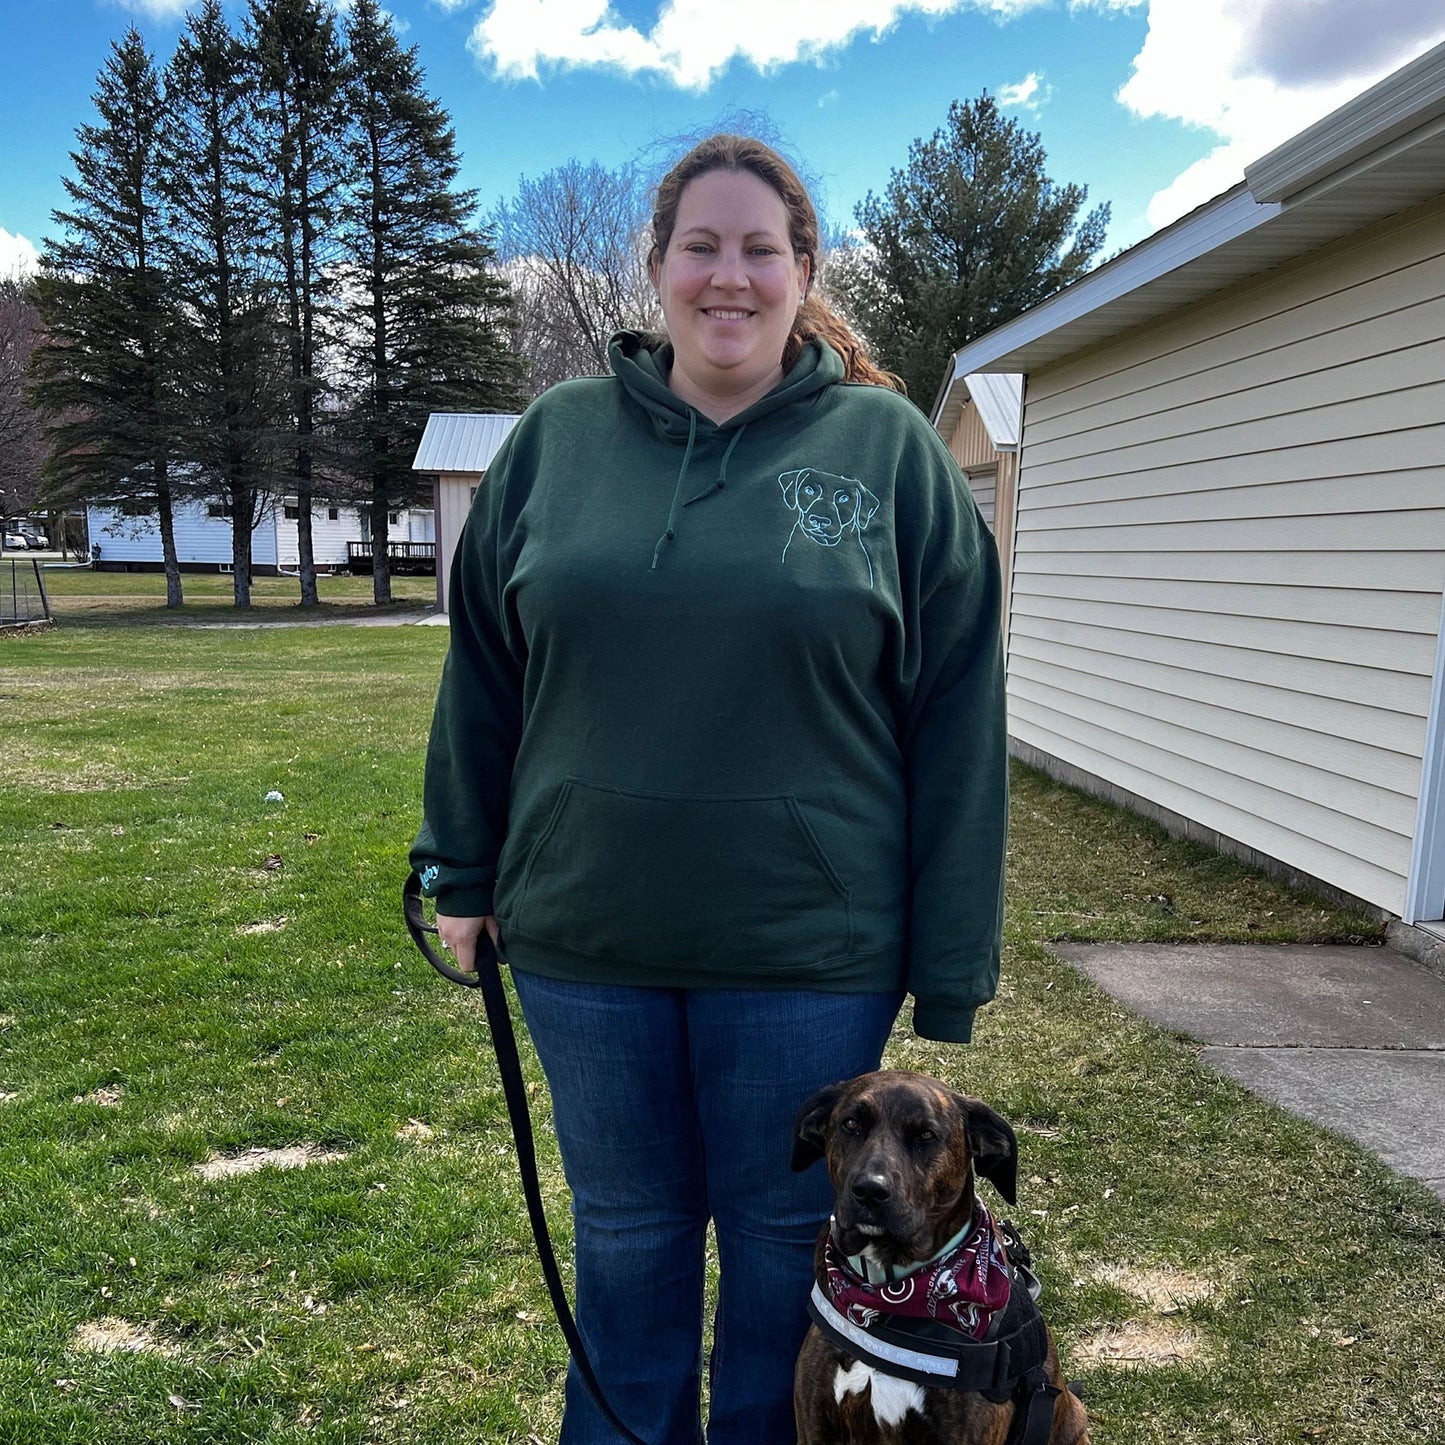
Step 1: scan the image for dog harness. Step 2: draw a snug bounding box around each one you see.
[808,1208,1065,1445]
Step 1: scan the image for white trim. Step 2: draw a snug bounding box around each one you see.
[1405,585,1445,924]
[931,41,1445,409]
[809,1286,960,1379]
[1247,40,1445,203]
[945,189,1279,382]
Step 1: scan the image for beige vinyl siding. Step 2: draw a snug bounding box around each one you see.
[436,474,475,613]
[945,399,1019,640]
[965,468,998,529]
[1009,194,1445,915]
[946,401,1000,530]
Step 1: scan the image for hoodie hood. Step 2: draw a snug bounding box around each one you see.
[608,329,845,441]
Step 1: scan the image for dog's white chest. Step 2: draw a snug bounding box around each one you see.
[833,1360,926,1426]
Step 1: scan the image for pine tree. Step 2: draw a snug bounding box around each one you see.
[160,0,287,610]
[29,29,186,606]
[250,0,350,607]
[0,277,46,525]
[835,94,1111,408]
[341,0,523,603]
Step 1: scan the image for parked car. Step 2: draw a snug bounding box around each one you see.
[21,527,48,548]
[3,529,31,550]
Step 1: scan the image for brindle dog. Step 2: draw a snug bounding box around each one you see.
[791,1071,1090,1445]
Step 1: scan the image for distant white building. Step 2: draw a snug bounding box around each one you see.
[87,496,434,575]
[412,411,523,612]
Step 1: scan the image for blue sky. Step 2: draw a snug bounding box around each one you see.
[3,1,1444,278]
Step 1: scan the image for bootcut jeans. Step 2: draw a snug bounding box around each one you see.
[508,968,904,1445]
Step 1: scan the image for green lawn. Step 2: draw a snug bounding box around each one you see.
[34,564,437,624]
[0,614,1441,1444]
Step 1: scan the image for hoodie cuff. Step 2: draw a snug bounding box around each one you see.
[434,884,496,919]
[910,998,977,1044]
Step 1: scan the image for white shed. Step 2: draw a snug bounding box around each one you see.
[412,412,523,613]
[931,40,1445,929]
[86,496,429,574]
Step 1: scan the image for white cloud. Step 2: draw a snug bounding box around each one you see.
[470,0,1050,91]
[112,0,192,20]
[0,228,39,279]
[997,71,1050,110]
[323,0,411,30]
[818,88,841,108]
[1120,0,1445,230]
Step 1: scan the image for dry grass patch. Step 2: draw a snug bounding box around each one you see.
[193,1144,348,1181]
[1071,1318,1206,1367]
[1088,1262,1218,1314]
[238,916,289,935]
[0,1091,17,1103]
[71,1316,176,1357]
[6,756,147,793]
[395,1119,435,1141]
[75,1084,124,1107]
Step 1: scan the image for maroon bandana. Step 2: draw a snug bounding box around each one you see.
[823,1203,1012,1342]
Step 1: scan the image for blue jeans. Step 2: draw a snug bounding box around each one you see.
[509,970,903,1445]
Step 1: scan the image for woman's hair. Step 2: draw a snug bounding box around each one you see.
[650,134,904,393]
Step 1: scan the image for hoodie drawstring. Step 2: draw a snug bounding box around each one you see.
[651,410,697,571]
[652,416,747,570]
[684,423,746,508]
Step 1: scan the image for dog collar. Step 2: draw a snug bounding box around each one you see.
[824,1202,1011,1343]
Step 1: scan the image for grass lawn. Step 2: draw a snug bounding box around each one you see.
[1,606,1442,1443]
[35,565,437,624]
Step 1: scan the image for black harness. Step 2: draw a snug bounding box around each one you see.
[807,1222,1066,1445]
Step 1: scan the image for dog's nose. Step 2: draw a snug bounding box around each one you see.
[850,1173,891,1205]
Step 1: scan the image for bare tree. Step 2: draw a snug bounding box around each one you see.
[490,159,659,396]
[0,277,45,522]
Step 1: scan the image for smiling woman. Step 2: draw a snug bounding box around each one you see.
[411,132,1009,1445]
[650,167,810,420]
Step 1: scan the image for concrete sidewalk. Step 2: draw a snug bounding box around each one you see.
[1050,941,1445,1202]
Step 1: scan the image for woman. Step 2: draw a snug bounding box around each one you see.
[412,134,1007,1444]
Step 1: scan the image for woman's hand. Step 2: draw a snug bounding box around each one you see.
[436,914,501,976]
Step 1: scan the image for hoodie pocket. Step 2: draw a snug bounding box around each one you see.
[510,778,853,972]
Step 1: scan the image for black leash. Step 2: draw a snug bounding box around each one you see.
[402,872,649,1445]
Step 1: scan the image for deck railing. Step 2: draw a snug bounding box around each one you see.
[346,540,436,574]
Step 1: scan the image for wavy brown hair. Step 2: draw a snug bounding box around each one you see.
[650,135,903,392]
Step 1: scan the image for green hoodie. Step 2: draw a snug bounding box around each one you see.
[411,333,1007,1042]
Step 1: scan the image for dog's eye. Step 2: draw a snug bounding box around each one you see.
[839,1116,862,1135]
[914,1129,937,1144]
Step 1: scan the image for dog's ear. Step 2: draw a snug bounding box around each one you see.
[956,1095,1018,1205]
[791,1081,845,1172]
[779,469,808,511]
[852,483,881,530]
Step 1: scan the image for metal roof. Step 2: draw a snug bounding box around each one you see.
[412,413,523,474]
[931,38,1445,416]
[933,371,1023,454]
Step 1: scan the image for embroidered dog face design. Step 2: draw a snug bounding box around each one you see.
[778,468,881,588]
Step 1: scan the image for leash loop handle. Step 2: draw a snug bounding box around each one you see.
[402,872,650,1445]
[402,872,485,988]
